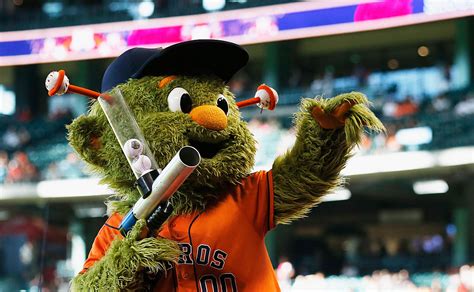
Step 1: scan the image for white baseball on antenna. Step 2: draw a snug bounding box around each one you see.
[45,71,69,95]
[255,85,279,110]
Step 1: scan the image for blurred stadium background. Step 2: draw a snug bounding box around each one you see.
[1,0,474,291]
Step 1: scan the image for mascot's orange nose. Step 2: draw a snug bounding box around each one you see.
[190,105,228,131]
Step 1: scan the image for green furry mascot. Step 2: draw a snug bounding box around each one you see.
[67,40,384,291]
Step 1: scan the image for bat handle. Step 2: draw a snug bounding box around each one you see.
[147,201,174,235]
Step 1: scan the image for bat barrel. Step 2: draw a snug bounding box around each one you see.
[119,146,201,235]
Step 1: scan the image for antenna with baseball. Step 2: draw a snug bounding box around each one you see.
[46,70,280,111]
[236,84,279,111]
[45,70,201,236]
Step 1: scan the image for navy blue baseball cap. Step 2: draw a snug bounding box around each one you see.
[101,39,249,92]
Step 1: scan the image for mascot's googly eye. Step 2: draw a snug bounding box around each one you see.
[168,87,193,113]
[217,94,229,116]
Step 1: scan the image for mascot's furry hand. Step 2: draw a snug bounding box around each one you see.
[311,100,357,130]
[71,219,180,291]
[273,92,384,225]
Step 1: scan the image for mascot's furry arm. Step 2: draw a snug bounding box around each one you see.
[71,219,181,291]
[67,103,182,291]
[272,92,384,225]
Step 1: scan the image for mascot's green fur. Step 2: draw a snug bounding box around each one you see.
[68,42,384,291]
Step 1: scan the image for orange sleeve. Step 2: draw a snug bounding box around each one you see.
[239,170,275,236]
[80,213,124,274]
[265,170,275,231]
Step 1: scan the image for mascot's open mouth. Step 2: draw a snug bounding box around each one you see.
[189,139,226,159]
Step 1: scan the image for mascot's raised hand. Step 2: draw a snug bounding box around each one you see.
[61,40,384,291]
[273,93,384,225]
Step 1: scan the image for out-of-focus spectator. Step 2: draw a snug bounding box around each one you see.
[276,127,296,156]
[6,153,23,183]
[291,269,421,292]
[57,152,86,179]
[354,64,370,88]
[310,71,334,97]
[0,151,8,183]
[457,264,474,292]
[430,94,452,112]
[385,125,402,152]
[288,67,303,89]
[372,133,387,153]
[49,107,73,121]
[17,107,32,122]
[18,127,31,147]
[385,134,401,152]
[2,126,21,150]
[248,118,284,167]
[394,96,418,118]
[44,162,61,181]
[454,93,474,116]
[1,126,30,150]
[310,73,324,93]
[276,256,295,292]
[382,97,398,118]
[6,152,38,183]
[359,134,372,153]
[228,72,249,96]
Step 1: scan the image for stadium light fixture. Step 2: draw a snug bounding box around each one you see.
[388,59,399,70]
[395,126,432,147]
[203,0,226,11]
[138,0,155,18]
[43,2,63,17]
[413,179,449,195]
[342,151,437,175]
[75,206,107,218]
[0,86,16,115]
[322,187,351,202]
[418,46,430,57]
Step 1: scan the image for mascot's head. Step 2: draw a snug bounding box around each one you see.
[68,40,257,214]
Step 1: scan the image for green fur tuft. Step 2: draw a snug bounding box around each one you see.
[71,219,181,291]
[272,92,384,225]
[67,115,106,168]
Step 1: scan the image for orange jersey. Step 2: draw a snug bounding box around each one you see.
[82,170,280,292]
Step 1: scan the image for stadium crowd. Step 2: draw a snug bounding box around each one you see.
[276,262,474,292]
[1,86,474,183]
[0,149,86,184]
[0,107,87,183]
